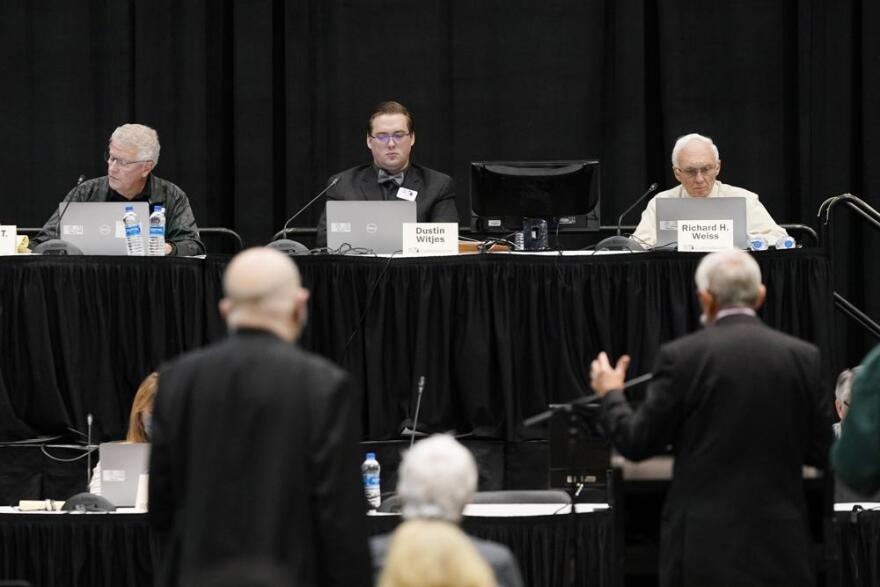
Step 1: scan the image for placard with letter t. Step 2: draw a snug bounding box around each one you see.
[0,226,16,255]
[402,222,459,256]
[677,219,734,252]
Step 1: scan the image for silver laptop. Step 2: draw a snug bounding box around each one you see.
[99,442,151,507]
[326,201,417,254]
[59,201,150,255]
[655,197,748,249]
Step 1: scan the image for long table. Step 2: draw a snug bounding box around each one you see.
[0,250,833,443]
[3,504,879,586]
[0,507,614,587]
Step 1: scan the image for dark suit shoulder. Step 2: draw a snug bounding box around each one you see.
[164,331,347,384]
[665,316,817,357]
[409,163,452,184]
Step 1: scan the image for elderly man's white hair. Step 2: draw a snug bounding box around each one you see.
[835,366,861,404]
[397,434,478,523]
[222,247,302,329]
[671,133,720,167]
[110,123,161,165]
[694,249,762,309]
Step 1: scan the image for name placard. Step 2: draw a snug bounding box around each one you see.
[0,225,16,255]
[676,219,734,252]
[402,223,458,256]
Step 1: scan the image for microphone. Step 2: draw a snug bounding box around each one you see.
[617,182,658,236]
[594,182,659,252]
[86,413,94,491]
[410,376,426,450]
[523,372,653,427]
[269,177,341,254]
[55,174,86,239]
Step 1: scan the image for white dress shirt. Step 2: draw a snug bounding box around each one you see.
[631,180,788,247]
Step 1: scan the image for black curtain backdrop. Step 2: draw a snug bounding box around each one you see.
[0,1,878,363]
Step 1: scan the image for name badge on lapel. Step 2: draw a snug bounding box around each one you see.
[396,187,418,202]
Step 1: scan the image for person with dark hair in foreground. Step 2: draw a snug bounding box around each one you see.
[590,249,831,587]
[149,247,371,586]
[315,100,459,247]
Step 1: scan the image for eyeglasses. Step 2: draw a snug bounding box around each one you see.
[105,151,149,168]
[675,164,718,178]
[370,131,411,145]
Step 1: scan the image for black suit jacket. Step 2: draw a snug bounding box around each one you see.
[315,163,458,247]
[149,329,372,587]
[601,314,831,587]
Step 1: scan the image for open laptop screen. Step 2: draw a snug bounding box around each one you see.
[325,200,417,254]
[59,201,150,255]
[655,197,748,249]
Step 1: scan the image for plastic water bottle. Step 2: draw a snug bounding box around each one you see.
[148,205,166,256]
[123,206,145,256]
[775,235,796,249]
[749,236,769,251]
[362,452,381,510]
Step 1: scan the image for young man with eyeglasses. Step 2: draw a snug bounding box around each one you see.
[31,123,204,256]
[631,133,788,247]
[315,101,458,248]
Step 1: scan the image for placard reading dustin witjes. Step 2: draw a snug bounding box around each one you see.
[402,222,459,256]
[676,218,734,252]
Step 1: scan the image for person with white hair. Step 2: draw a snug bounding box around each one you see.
[149,247,371,586]
[590,249,831,586]
[833,366,860,437]
[31,123,204,256]
[631,133,787,247]
[370,435,524,587]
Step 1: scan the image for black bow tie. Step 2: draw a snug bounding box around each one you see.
[377,169,404,186]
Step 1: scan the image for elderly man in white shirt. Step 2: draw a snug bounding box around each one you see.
[632,133,788,247]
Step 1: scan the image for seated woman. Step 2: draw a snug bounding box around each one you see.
[377,519,495,587]
[89,372,157,495]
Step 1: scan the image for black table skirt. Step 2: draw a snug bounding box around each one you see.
[0,511,614,587]
[0,250,833,442]
[836,509,880,586]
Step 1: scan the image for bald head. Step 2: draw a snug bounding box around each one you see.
[220,248,308,341]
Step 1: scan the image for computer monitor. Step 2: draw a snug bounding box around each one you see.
[470,160,601,235]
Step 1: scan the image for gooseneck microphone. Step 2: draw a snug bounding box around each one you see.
[55,174,86,239]
[593,182,659,251]
[268,177,341,254]
[617,182,659,236]
[410,376,426,450]
[523,372,654,427]
[278,176,341,240]
[86,413,94,491]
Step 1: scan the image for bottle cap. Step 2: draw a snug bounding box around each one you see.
[749,236,768,251]
[366,452,376,460]
[774,236,796,249]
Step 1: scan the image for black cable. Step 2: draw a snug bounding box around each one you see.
[341,252,399,356]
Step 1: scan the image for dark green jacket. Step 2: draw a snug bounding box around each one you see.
[832,344,880,495]
[31,175,205,256]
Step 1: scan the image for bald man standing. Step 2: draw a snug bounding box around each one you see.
[149,248,371,586]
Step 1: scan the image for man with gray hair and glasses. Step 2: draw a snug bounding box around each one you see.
[31,123,204,256]
[590,249,831,586]
[370,434,524,587]
[632,133,788,247]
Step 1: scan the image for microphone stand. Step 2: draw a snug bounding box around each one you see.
[270,177,341,253]
[593,183,659,251]
[523,373,653,427]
